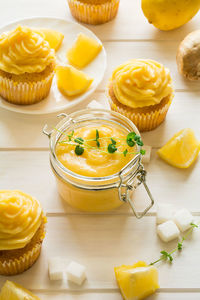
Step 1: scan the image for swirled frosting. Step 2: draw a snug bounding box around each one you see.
[0,25,55,75]
[0,190,43,250]
[112,59,173,108]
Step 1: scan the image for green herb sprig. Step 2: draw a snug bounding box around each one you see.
[108,137,117,153]
[67,130,74,141]
[95,129,100,148]
[58,130,146,157]
[150,222,199,266]
[127,132,144,147]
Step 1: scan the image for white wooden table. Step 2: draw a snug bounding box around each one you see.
[1,1,200,299]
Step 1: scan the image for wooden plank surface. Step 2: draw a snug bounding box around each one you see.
[1,150,200,213]
[0,289,199,300]
[0,216,199,291]
[1,0,200,299]
[1,0,200,42]
[30,293,200,300]
[0,90,200,149]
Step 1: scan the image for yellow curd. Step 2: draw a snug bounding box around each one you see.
[55,125,136,177]
[0,26,55,75]
[112,59,173,108]
[53,122,139,212]
[0,190,43,250]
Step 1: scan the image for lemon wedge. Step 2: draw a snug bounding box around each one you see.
[0,280,40,300]
[55,65,93,97]
[67,33,102,68]
[34,28,64,51]
[157,128,200,168]
[114,261,159,300]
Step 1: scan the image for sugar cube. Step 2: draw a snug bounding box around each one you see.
[141,145,152,164]
[174,208,194,232]
[87,100,104,109]
[66,261,86,285]
[156,203,174,224]
[157,220,180,242]
[48,257,65,281]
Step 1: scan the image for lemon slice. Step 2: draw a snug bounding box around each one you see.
[0,280,40,300]
[55,65,93,97]
[114,261,159,300]
[34,28,64,51]
[157,128,200,168]
[67,33,102,68]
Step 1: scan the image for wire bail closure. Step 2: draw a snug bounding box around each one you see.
[118,161,154,219]
[43,113,76,138]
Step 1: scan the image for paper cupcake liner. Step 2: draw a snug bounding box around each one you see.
[0,71,54,105]
[0,217,46,276]
[67,0,120,24]
[107,86,173,132]
[0,242,42,276]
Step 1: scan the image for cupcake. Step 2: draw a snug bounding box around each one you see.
[0,190,46,275]
[0,26,56,105]
[108,59,174,132]
[67,0,120,25]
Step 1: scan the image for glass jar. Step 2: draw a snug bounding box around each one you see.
[43,109,154,218]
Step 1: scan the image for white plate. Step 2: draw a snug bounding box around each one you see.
[0,17,107,115]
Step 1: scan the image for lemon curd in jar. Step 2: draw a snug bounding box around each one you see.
[45,109,149,213]
[55,125,136,178]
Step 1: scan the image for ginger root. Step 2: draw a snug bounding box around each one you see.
[177,30,200,81]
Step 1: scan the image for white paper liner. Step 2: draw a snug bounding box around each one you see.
[107,85,172,132]
[0,242,42,276]
[0,71,54,105]
[68,0,120,24]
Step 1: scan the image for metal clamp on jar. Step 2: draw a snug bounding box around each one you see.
[43,109,154,218]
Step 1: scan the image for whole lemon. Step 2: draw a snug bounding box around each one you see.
[141,0,200,31]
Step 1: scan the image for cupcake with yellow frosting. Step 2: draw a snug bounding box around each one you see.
[108,59,174,132]
[67,0,120,25]
[0,190,46,275]
[0,26,56,105]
